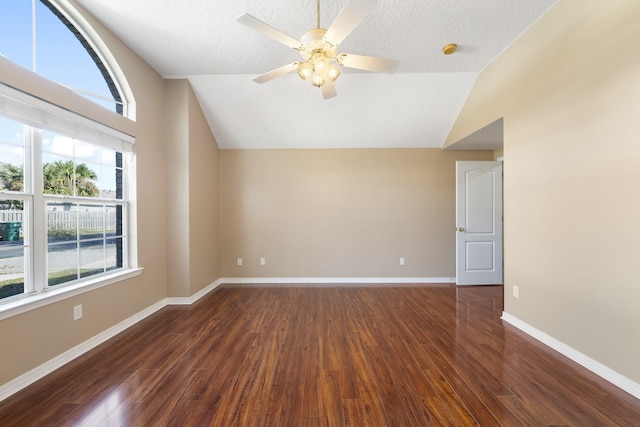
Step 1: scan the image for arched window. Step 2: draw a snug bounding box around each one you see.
[0,1,138,312]
[0,0,124,114]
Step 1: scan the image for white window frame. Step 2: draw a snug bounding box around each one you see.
[52,0,136,120]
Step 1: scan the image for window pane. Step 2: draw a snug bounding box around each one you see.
[105,205,117,236]
[101,148,119,199]
[106,237,123,271]
[42,134,105,198]
[0,200,25,300]
[106,204,123,271]
[43,153,74,196]
[78,204,104,240]
[80,240,104,278]
[0,155,24,193]
[48,241,78,286]
[74,140,102,163]
[46,201,77,288]
[35,0,116,110]
[0,247,25,300]
[102,150,116,167]
[42,131,73,157]
[0,1,123,114]
[0,202,24,245]
[0,0,32,70]
[47,202,77,242]
[46,201,123,285]
[0,117,26,193]
[101,164,117,199]
[0,116,25,146]
[75,162,100,197]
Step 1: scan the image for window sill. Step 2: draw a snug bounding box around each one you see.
[0,268,143,321]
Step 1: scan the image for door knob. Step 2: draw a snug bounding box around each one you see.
[458,227,465,232]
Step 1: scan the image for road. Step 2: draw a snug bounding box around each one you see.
[0,244,117,282]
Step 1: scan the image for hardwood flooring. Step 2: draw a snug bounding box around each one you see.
[1,284,639,426]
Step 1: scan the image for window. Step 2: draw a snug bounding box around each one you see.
[43,131,126,286]
[0,95,134,305]
[0,1,136,311]
[0,0,124,113]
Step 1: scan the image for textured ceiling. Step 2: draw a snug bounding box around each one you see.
[75,0,557,149]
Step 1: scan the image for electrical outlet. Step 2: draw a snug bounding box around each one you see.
[237,258,243,266]
[260,257,266,265]
[513,286,519,298]
[399,257,405,266]
[73,304,83,320]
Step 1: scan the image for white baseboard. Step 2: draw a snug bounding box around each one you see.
[0,299,167,402]
[501,312,640,400]
[166,279,224,305]
[220,277,456,285]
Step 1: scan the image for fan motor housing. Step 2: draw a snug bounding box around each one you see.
[299,28,338,60]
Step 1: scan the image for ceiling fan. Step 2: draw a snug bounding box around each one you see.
[237,0,399,99]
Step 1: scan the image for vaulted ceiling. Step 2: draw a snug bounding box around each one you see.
[75,0,557,149]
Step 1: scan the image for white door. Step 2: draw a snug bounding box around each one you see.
[456,161,503,285]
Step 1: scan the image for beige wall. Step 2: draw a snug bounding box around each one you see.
[164,80,220,297]
[219,149,493,278]
[187,83,220,295]
[447,0,640,383]
[165,80,191,297]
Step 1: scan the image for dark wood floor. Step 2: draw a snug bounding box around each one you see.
[1,284,639,426]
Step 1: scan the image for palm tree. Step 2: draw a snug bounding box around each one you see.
[0,163,24,192]
[0,164,25,209]
[43,161,99,197]
[0,161,99,197]
[74,162,100,197]
[43,161,73,195]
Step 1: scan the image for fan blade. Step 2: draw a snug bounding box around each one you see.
[338,53,399,74]
[322,81,337,99]
[237,14,302,50]
[252,63,299,83]
[324,0,377,46]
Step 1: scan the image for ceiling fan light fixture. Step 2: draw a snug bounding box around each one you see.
[311,72,326,87]
[297,50,341,88]
[312,51,329,71]
[327,63,341,81]
[237,0,399,99]
[296,61,313,80]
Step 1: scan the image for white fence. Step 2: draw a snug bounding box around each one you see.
[0,210,22,222]
[0,210,117,231]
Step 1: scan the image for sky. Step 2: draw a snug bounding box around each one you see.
[0,0,114,106]
[0,1,118,193]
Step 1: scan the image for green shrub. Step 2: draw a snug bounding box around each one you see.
[48,228,77,238]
